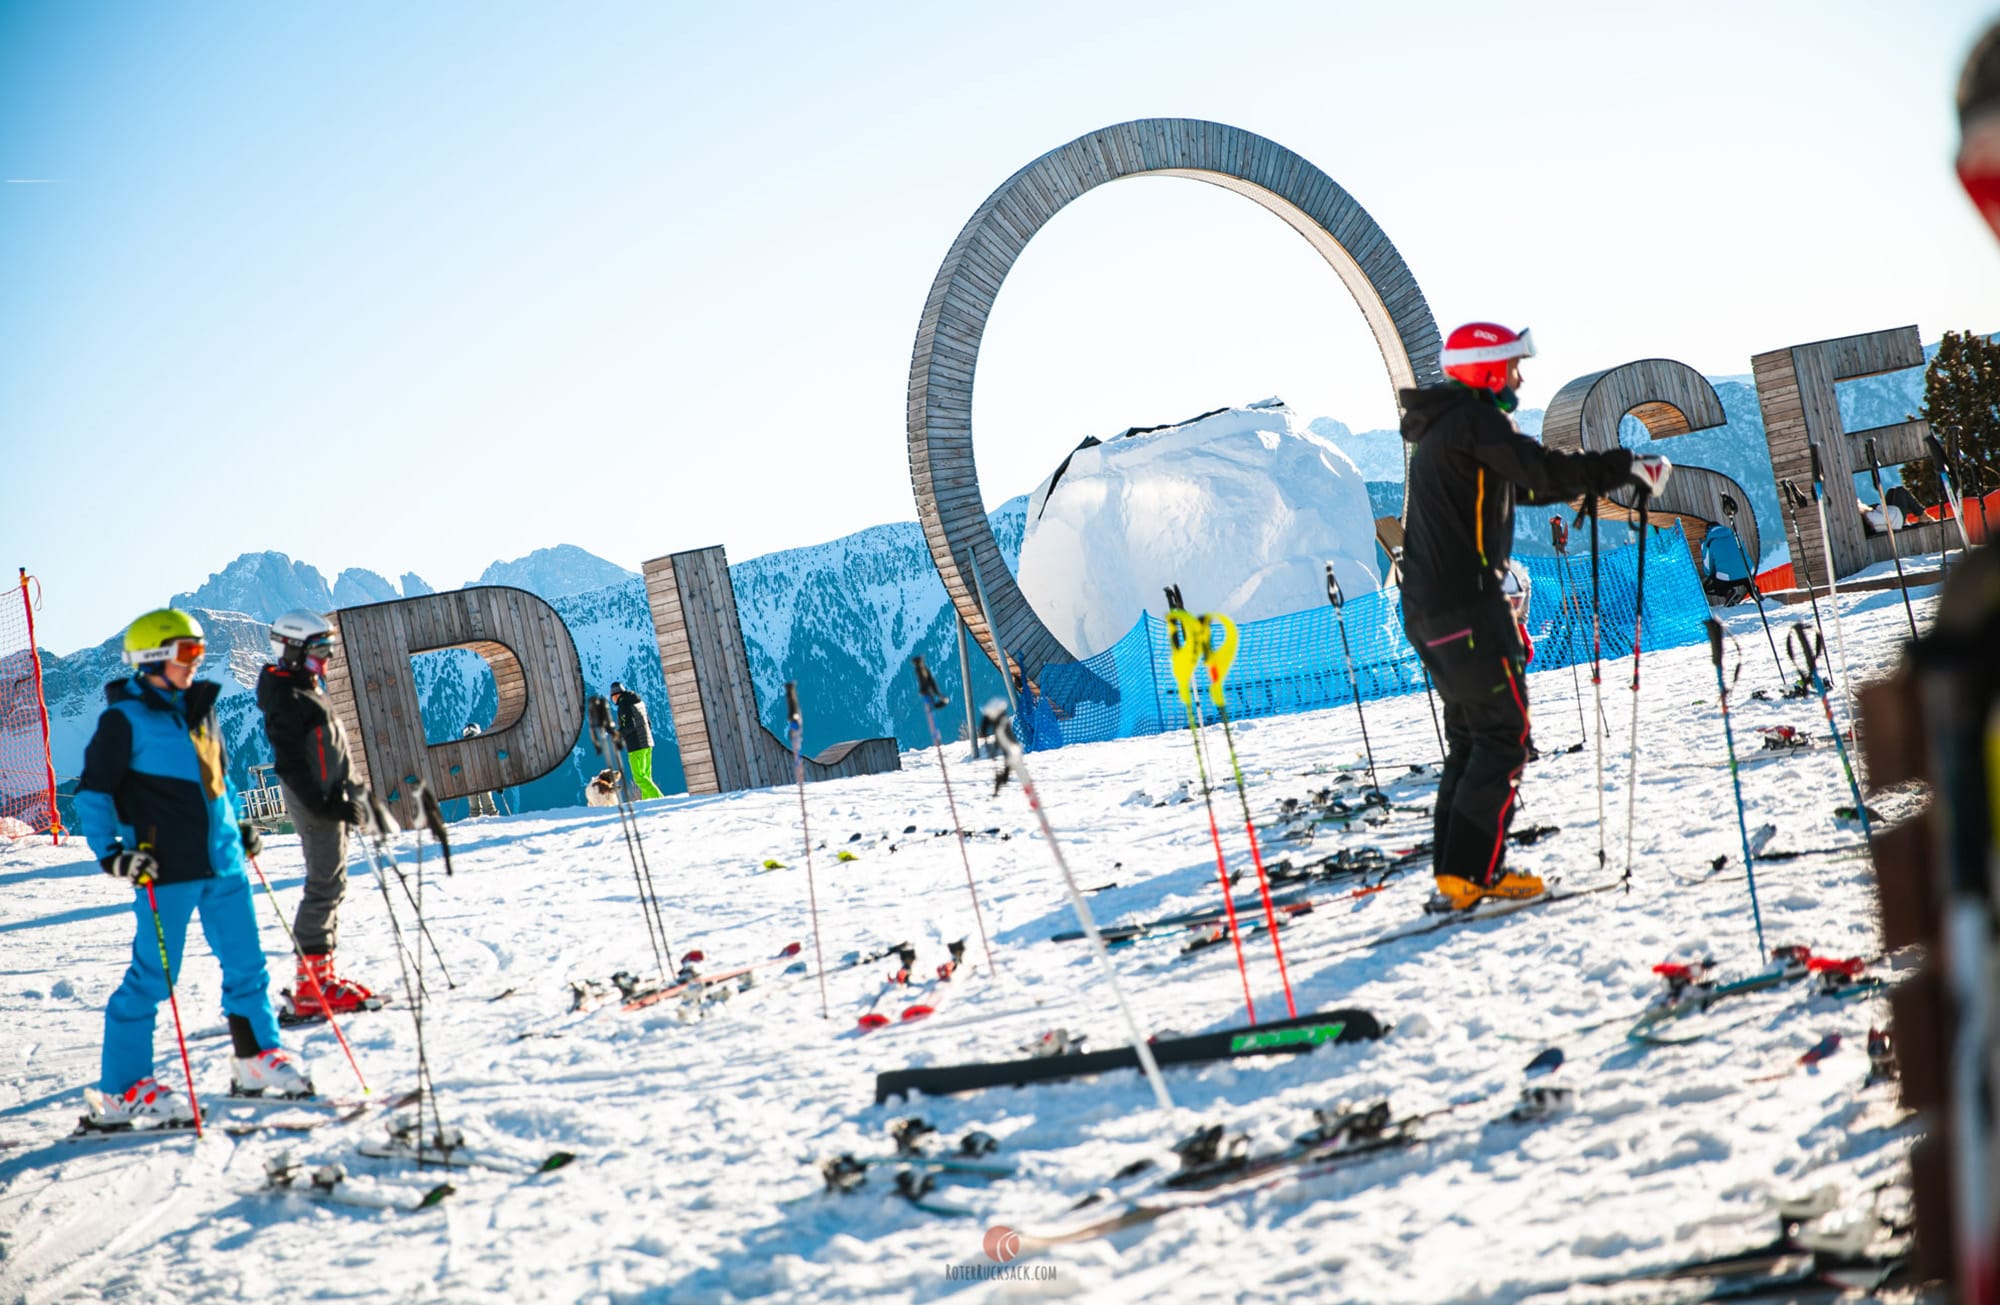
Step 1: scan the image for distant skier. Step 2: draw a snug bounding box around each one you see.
[460,722,501,817]
[1399,323,1670,911]
[78,609,312,1125]
[258,610,378,1019]
[609,682,664,799]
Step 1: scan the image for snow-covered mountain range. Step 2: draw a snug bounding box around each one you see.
[35,507,1027,822]
[23,343,1947,818]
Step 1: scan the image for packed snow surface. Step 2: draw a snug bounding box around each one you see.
[1018,401,1381,658]
[0,587,1924,1303]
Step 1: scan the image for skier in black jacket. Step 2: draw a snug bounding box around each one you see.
[1401,323,1671,910]
[257,610,377,1016]
[609,681,663,799]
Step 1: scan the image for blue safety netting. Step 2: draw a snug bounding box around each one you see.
[1014,523,1712,750]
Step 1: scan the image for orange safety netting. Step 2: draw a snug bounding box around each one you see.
[1,569,62,843]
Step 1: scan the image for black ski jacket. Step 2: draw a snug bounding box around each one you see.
[1398,385,1636,615]
[257,663,355,819]
[613,691,653,752]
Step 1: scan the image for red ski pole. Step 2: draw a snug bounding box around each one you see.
[139,872,203,1137]
[1164,595,1256,1025]
[248,852,370,1094]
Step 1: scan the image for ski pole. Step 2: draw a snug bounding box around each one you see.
[1779,480,1831,692]
[1720,493,1786,689]
[1806,443,1856,714]
[1924,432,1973,564]
[1863,437,1921,643]
[351,796,442,1131]
[786,683,831,1020]
[1705,620,1767,957]
[1198,613,1296,1019]
[1324,565,1383,800]
[1588,498,1607,875]
[982,702,1174,1112]
[138,869,202,1137]
[910,656,997,977]
[588,696,670,983]
[1789,624,1873,843]
[247,851,370,1094]
[1622,492,1653,892]
[1163,592,1256,1025]
[1549,516,1590,748]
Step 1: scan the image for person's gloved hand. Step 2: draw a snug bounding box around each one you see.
[331,796,370,828]
[1629,453,1673,498]
[239,821,263,858]
[101,844,159,882]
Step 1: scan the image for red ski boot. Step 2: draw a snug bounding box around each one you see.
[284,953,383,1022]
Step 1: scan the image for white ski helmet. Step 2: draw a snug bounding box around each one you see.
[269,609,335,667]
[1501,561,1533,621]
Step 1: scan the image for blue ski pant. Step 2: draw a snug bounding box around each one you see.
[100,873,279,1093]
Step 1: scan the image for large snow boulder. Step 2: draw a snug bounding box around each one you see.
[1017,400,1382,660]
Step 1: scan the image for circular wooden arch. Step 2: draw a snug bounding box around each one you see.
[908,118,1440,688]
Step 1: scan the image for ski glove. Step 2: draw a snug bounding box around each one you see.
[329,796,370,828]
[101,845,159,883]
[239,821,263,858]
[1628,453,1673,498]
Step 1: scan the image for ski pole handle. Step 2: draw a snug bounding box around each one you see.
[1808,442,1825,489]
[1325,563,1344,610]
[1705,617,1724,668]
[910,655,945,709]
[1864,437,1885,488]
[1548,515,1568,553]
[785,681,801,727]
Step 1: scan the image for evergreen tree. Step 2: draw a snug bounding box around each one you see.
[1903,331,2000,520]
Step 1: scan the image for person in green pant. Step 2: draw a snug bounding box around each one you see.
[609,682,664,800]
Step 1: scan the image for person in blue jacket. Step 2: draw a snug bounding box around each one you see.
[75,608,313,1125]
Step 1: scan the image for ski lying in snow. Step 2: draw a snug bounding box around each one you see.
[356,1132,578,1176]
[1025,1104,1417,1246]
[1626,948,1880,1047]
[264,1156,454,1212]
[874,1007,1383,1103]
[621,942,806,1012]
[1331,878,1622,955]
[214,1088,424,1136]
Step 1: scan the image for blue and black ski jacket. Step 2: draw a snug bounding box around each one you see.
[75,674,246,884]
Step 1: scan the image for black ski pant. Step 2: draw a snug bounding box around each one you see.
[281,782,349,955]
[1403,596,1531,887]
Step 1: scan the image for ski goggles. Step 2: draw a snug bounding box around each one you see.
[128,638,207,668]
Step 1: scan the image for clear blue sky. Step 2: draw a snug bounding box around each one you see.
[3,1,1995,653]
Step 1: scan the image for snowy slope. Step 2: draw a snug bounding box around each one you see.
[0,584,1922,1303]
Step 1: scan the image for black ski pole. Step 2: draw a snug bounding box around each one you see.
[1789,624,1874,843]
[1806,443,1856,707]
[1720,492,1786,689]
[1778,480,1831,692]
[1549,515,1589,748]
[352,791,443,1146]
[364,793,457,990]
[1324,564,1383,800]
[1706,619,1767,957]
[1925,431,1973,566]
[1587,497,1607,874]
[786,682,830,1020]
[1863,437,1921,643]
[588,695,671,983]
[910,656,997,977]
[1621,491,1654,892]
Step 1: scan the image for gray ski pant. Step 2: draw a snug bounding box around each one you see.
[282,782,349,955]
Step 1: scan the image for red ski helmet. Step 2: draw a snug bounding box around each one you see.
[1440,322,1536,392]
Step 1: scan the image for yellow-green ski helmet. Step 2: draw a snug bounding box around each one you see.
[122,608,206,668]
